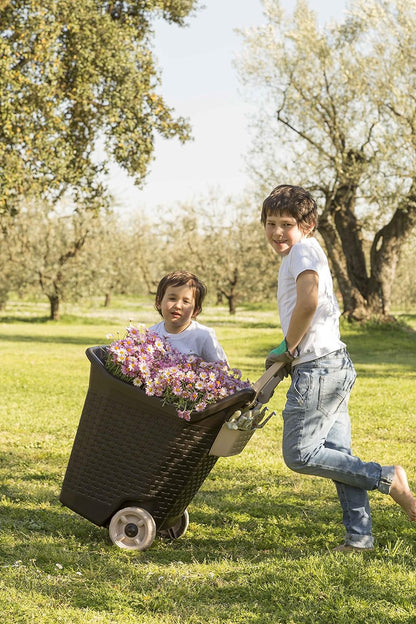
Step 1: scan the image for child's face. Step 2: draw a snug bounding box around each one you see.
[159,283,197,334]
[265,212,310,256]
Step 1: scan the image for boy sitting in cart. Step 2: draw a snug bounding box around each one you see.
[150,271,228,364]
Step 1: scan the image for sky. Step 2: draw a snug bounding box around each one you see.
[108,0,348,214]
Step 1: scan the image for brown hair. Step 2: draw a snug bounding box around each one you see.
[261,184,318,232]
[155,271,207,317]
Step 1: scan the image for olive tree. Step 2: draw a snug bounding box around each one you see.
[0,0,197,214]
[73,211,138,307]
[237,0,416,320]
[1,203,97,319]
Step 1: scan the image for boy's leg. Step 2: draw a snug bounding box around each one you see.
[335,466,416,544]
[282,361,376,546]
[333,482,373,549]
[282,354,382,491]
[325,408,374,549]
[282,352,416,522]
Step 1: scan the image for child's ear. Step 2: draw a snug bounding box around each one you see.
[302,223,315,237]
[192,306,201,318]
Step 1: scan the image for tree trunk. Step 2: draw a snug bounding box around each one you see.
[139,263,157,296]
[369,193,416,316]
[320,186,416,321]
[315,161,416,321]
[318,215,371,320]
[220,268,238,315]
[319,175,373,320]
[104,292,111,307]
[48,294,60,321]
[0,284,9,310]
[227,293,236,315]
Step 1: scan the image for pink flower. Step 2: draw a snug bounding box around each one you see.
[195,401,207,412]
[105,325,251,419]
[177,409,192,421]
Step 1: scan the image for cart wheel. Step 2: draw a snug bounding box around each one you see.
[158,509,190,540]
[108,506,156,551]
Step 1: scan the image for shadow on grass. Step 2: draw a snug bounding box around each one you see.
[2,456,415,560]
[0,314,113,325]
[0,315,51,324]
[0,477,344,563]
[213,320,280,329]
[0,332,106,346]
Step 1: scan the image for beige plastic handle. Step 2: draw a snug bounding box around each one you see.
[250,361,288,406]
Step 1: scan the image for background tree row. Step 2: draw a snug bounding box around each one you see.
[1,199,415,320]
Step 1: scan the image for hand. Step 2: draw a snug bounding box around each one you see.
[265,339,295,370]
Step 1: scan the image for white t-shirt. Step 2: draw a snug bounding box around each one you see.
[278,237,345,365]
[149,320,227,363]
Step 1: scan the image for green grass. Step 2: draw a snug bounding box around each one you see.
[1,297,416,623]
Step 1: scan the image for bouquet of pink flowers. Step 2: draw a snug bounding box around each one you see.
[105,324,251,421]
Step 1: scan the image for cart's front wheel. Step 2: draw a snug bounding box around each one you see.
[109,506,156,551]
[158,509,190,540]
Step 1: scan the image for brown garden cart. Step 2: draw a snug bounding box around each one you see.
[60,346,285,551]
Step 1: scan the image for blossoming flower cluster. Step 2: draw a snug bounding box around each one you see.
[105,324,251,421]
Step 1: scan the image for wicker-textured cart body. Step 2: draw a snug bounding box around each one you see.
[60,346,284,550]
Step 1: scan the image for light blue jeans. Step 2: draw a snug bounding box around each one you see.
[282,349,395,548]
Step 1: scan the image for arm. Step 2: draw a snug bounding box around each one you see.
[285,270,319,354]
[265,269,318,370]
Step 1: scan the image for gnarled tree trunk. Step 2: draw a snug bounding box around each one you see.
[319,180,416,320]
[369,191,416,316]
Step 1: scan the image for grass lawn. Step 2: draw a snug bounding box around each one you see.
[0,297,416,623]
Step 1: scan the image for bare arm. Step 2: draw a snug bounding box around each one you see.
[285,270,319,354]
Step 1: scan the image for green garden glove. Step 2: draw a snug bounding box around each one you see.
[265,338,295,371]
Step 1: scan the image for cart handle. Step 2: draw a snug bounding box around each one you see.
[249,360,288,406]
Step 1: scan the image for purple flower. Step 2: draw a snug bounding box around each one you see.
[105,325,251,419]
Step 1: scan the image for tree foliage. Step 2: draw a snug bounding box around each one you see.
[0,0,197,214]
[237,0,416,320]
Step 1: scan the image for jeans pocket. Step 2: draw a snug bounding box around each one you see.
[287,369,310,407]
[317,368,355,417]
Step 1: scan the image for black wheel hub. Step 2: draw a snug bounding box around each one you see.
[125,523,139,538]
